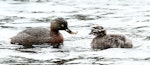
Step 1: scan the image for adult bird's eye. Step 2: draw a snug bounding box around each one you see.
[61,24,64,27]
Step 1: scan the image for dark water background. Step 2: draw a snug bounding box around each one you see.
[0,0,150,65]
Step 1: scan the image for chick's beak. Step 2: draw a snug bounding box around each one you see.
[89,32,92,35]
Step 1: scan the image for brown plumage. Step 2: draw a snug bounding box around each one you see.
[89,25,133,50]
[11,17,77,48]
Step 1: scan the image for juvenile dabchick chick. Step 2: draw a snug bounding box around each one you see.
[89,25,133,50]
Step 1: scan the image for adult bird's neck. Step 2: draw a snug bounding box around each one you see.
[50,29,60,36]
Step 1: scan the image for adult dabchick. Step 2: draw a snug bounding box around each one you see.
[11,17,77,48]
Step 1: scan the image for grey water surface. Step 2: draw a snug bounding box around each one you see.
[0,0,150,65]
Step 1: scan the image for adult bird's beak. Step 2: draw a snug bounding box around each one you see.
[65,28,77,34]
